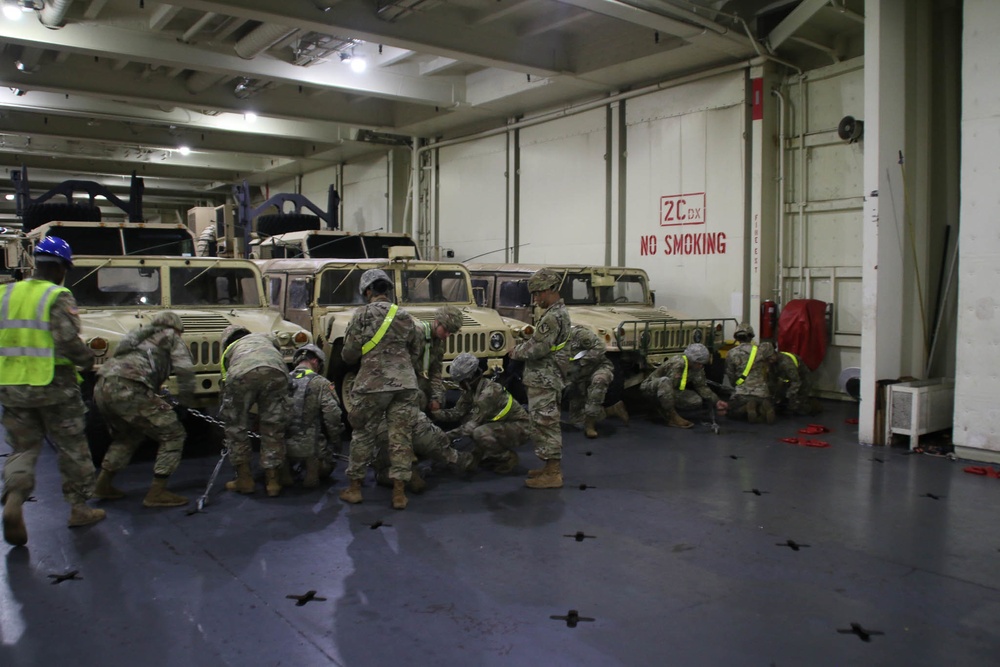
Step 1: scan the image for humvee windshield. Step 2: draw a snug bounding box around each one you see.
[171,266,260,306]
[597,274,648,304]
[401,269,469,304]
[49,227,195,256]
[70,266,162,307]
[318,269,367,306]
[498,279,530,308]
[304,234,419,259]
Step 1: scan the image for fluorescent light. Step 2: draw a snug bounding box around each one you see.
[2,2,21,21]
[350,57,367,73]
[245,112,257,124]
[178,146,191,155]
[4,193,14,201]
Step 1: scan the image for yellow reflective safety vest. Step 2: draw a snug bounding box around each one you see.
[0,280,73,387]
[362,303,399,356]
[491,392,514,422]
[679,355,690,391]
[779,351,799,383]
[735,344,758,386]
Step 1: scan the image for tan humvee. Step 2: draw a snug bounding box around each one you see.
[467,263,734,391]
[0,227,27,284]
[27,220,198,259]
[67,256,312,406]
[257,256,509,391]
[250,229,421,260]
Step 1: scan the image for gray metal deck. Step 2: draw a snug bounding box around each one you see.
[1,401,998,666]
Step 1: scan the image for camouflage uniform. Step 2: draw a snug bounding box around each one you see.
[342,296,422,482]
[0,284,96,506]
[286,366,343,472]
[220,333,290,470]
[510,298,571,461]
[725,341,776,423]
[435,374,531,467]
[772,350,820,415]
[558,325,614,423]
[413,320,447,410]
[373,410,473,478]
[641,353,720,416]
[94,318,195,476]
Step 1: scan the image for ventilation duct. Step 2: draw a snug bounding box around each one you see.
[234,24,298,59]
[39,0,72,28]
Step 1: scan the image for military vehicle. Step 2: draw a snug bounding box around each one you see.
[258,254,509,394]
[0,226,28,283]
[250,229,421,260]
[467,263,735,393]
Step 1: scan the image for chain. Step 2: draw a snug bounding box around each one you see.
[183,405,261,440]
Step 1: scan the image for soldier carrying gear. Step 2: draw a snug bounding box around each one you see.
[641,342,727,429]
[285,343,343,489]
[434,353,529,475]
[558,325,629,438]
[1,236,105,546]
[511,268,572,489]
[414,304,464,412]
[93,311,197,508]
[725,337,776,424]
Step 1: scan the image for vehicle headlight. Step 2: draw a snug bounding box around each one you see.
[693,329,703,343]
[275,331,292,346]
[490,331,505,351]
[293,330,310,344]
[88,337,109,357]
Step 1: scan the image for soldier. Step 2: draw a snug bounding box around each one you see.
[725,324,777,424]
[772,348,821,416]
[510,268,572,489]
[434,352,530,474]
[285,344,343,487]
[92,311,195,507]
[1,237,104,546]
[372,411,478,491]
[219,325,291,497]
[559,324,629,438]
[338,269,422,510]
[413,305,463,412]
[641,343,728,428]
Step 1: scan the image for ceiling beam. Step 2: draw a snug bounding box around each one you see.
[765,0,831,51]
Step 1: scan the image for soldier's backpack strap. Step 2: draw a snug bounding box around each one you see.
[361,303,399,355]
[735,344,758,386]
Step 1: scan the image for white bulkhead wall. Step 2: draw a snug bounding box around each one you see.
[438,135,508,263]
[955,0,1000,461]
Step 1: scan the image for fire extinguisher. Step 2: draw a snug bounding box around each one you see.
[760,300,779,340]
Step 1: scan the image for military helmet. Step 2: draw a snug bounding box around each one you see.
[34,236,74,268]
[152,311,184,333]
[450,353,481,384]
[527,268,561,293]
[734,321,755,339]
[756,341,776,360]
[221,324,251,350]
[359,268,392,295]
[684,343,710,364]
[292,343,326,367]
[434,305,463,333]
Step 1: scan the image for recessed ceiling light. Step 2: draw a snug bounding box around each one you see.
[178,146,191,155]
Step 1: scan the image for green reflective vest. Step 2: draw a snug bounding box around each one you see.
[362,303,399,355]
[0,280,73,387]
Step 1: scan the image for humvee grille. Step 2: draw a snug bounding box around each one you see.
[189,341,222,367]
[446,332,487,355]
[179,313,233,333]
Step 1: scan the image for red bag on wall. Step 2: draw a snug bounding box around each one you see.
[776,299,828,371]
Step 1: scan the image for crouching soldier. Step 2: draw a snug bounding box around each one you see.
[372,411,478,492]
[772,348,821,416]
[219,325,291,497]
[434,353,531,474]
[641,343,728,428]
[285,344,343,487]
[93,311,195,507]
[725,331,777,424]
[559,325,629,438]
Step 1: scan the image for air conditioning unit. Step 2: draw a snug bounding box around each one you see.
[887,378,955,449]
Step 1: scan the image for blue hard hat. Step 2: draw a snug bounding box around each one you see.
[34,236,74,268]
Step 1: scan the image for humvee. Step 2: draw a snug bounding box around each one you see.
[0,226,28,283]
[258,255,510,393]
[68,256,312,406]
[250,229,421,261]
[467,263,734,393]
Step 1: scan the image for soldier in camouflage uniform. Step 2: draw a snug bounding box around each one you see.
[771,348,821,416]
[1,237,104,546]
[510,268,572,489]
[93,311,195,507]
[285,344,343,488]
[434,352,530,474]
[372,411,478,491]
[219,325,291,497]
[558,325,629,438]
[339,269,422,510]
[725,324,777,424]
[413,305,463,412]
[641,343,728,429]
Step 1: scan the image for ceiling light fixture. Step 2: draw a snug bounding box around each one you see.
[340,49,366,73]
[178,146,191,155]
[245,112,258,124]
[2,1,21,20]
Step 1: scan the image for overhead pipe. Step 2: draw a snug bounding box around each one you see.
[772,88,786,306]
[234,24,298,60]
[39,0,72,28]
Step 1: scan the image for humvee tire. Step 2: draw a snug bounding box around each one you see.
[22,203,101,233]
[256,214,321,237]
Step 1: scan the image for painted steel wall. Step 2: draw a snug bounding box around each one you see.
[438,135,508,263]
[624,72,745,318]
[342,156,390,232]
[954,0,1000,457]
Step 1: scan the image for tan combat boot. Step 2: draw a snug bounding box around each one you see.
[224,463,255,494]
[524,459,563,489]
[605,401,630,425]
[667,410,694,429]
[2,490,28,546]
[143,477,188,508]
[584,418,598,439]
[492,450,519,475]
[761,400,776,425]
[68,504,106,528]
[408,467,427,494]
[94,469,125,500]
[302,458,320,489]
[339,479,363,504]
[264,469,282,497]
[746,399,761,424]
[392,480,408,510]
